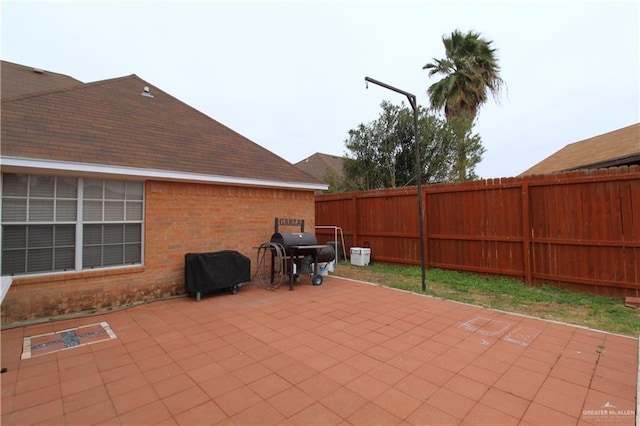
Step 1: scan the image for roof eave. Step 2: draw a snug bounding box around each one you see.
[562,153,640,172]
[0,156,328,191]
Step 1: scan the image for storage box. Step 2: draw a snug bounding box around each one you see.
[350,247,371,266]
[318,263,329,276]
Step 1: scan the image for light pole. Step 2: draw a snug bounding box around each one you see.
[364,76,426,291]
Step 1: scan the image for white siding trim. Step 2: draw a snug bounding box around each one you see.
[1,157,328,191]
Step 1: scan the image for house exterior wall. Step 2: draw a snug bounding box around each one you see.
[1,180,315,325]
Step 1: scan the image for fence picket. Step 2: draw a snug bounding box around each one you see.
[315,167,640,297]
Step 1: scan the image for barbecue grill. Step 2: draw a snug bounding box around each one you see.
[269,221,335,289]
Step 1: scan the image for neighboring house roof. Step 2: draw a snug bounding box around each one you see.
[294,152,345,183]
[520,123,640,176]
[1,61,326,190]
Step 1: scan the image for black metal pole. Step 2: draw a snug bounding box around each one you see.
[364,77,427,291]
[412,96,427,293]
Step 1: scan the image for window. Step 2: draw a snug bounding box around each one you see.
[1,173,144,276]
[82,178,143,268]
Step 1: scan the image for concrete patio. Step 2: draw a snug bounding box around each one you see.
[1,276,637,425]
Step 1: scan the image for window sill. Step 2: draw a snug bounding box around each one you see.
[7,265,145,286]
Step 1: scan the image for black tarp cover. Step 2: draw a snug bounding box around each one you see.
[185,250,251,295]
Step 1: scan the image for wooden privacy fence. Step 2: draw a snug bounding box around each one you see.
[315,166,640,298]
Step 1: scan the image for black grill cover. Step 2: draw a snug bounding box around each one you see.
[185,250,251,295]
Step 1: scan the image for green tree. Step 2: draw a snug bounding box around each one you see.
[340,101,484,191]
[423,29,504,180]
[341,101,402,190]
[323,168,357,193]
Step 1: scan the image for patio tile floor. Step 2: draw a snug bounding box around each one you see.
[1,276,637,425]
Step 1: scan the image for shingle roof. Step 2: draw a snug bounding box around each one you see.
[294,152,345,183]
[1,61,84,100]
[1,61,324,188]
[520,123,640,176]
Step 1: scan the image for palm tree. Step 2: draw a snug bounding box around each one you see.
[424,29,504,180]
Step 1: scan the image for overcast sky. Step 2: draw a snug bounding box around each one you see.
[3,1,639,178]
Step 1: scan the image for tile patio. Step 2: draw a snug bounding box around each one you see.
[1,276,637,425]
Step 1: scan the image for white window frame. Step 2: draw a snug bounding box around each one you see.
[1,173,145,277]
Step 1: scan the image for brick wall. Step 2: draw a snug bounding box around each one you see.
[1,180,315,325]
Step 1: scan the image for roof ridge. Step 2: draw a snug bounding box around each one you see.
[1,59,83,81]
[1,74,142,103]
[320,154,336,167]
[2,64,325,187]
[317,151,343,157]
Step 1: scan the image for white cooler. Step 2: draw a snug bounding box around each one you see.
[350,247,371,266]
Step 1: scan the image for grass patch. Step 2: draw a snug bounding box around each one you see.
[332,263,640,337]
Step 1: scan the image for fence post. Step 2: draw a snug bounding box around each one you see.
[351,193,359,249]
[423,185,429,270]
[522,180,532,284]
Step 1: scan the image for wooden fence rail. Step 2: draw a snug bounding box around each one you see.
[315,166,640,298]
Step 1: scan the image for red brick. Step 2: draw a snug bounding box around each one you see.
[2,181,314,324]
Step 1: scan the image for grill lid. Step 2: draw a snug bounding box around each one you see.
[270,232,318,248]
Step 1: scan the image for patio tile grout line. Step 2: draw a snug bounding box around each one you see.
[299,277,638,424]
[2,278,636,425]
[340,275,638,341]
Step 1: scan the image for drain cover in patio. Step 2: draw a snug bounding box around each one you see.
[21,321,117,359]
